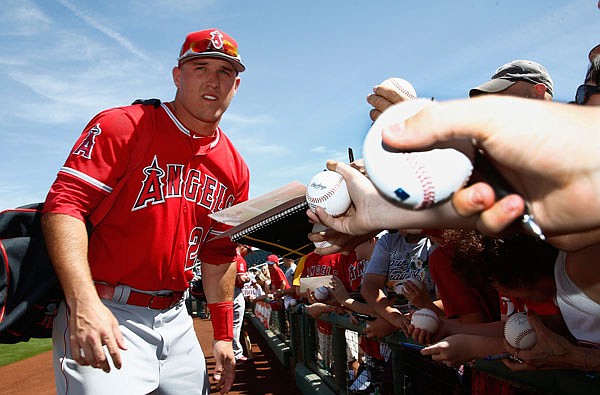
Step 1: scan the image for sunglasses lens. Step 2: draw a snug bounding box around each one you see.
[189,39,238,57]
[576,85,589,105]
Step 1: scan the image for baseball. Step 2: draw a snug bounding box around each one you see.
[393,277,423,295]
[362,98,474,209]
[379,77,417,100]
[314,286,329,301]
[504,312,537,350]
[410,308,439,333]
[306,170,352,217]
[311,223,332,248]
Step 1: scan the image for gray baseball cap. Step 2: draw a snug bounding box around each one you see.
[469,60,553,97]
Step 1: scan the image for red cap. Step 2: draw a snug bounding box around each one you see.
[266,254,279,264]
[178,28,245,72]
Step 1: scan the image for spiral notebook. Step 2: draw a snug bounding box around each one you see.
[209,182,314,259]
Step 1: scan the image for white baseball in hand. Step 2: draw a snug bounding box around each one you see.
[363,98,474,209]
[394,277,423,295]
[504,312,537,350]
[379,77,417,100]
[306,170,352,217]
[314,286,329,301]
[410,308,439,333]
[311,223,332,249]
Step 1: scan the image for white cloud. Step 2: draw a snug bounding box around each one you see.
[0,0,51,36]
[57,0,157,65]
[310,146,328,153]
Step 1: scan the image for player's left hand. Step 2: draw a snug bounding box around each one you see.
[212,340,236,394]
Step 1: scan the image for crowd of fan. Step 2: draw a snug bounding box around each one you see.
[216,43,600,392]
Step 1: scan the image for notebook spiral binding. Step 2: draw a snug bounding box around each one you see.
[230,201,308,241]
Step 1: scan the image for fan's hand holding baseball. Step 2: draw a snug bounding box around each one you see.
[402,279,431,309]
[381,96,600,236]
[69,297,126,372]
[212,340,235,394]
[306,161,475,238]
[306,161,411,236]
[502,313,579,372]
[367,78,417,121]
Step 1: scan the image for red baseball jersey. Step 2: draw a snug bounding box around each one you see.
[299,252,344,279]
[500,295,560,319]
[298,252,346,335]
[234,252,248,289]
[43,103,250,291]
[268,264,290,290]
[336,251,363,291]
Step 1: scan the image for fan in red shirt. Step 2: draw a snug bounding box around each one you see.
[266,254,290,294]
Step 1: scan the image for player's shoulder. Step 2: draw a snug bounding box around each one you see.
[86,101,163,139]
[93,100,162,122]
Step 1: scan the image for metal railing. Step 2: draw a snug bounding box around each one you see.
[245,302,599,395]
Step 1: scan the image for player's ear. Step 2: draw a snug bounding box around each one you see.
[172,66,181,89]
[233,76,241,92]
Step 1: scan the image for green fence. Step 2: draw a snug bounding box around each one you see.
[245,302,599,395]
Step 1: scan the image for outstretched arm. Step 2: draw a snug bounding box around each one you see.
[42,213,126,373]
[202,260,237,394]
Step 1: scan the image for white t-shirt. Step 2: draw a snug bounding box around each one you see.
[555,251,600,346]
[365,232,436,294]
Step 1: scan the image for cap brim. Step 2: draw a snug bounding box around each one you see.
[469,79,515,97]
[178,52,246,72]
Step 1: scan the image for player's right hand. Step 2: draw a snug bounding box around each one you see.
[68,298,126,372]
[213,340,235,394]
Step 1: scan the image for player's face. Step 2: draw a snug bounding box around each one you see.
[172,57,241,134]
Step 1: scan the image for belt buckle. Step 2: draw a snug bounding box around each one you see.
[147,293,174,309]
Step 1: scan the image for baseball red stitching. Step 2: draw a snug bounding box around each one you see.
[514,328,535,348]
[389,80,416,99]
[307,177,342,205]
[406,153,436,209]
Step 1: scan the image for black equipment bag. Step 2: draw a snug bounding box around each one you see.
[0,203,63,343]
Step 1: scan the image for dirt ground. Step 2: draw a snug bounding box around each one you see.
[0,316,301,395]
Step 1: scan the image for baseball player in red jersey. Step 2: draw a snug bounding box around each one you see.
[233,244,250,361]
[41,29,249,395]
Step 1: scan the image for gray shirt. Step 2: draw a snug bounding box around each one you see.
[365,232,436,294]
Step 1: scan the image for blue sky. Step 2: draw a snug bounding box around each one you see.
[0,0,598,210]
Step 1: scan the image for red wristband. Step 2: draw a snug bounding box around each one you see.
[207,301,234,341]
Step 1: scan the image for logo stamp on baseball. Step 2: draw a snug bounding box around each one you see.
[306,170,351,217]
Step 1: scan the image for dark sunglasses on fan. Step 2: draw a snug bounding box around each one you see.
[575,84,600,105]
